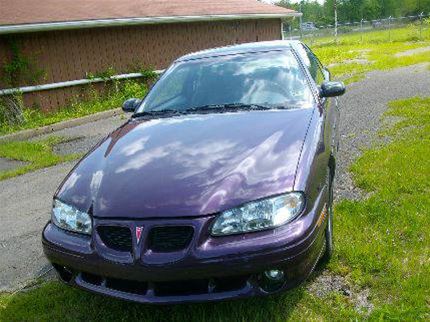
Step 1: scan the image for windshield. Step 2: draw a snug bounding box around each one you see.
[137,50,315,114]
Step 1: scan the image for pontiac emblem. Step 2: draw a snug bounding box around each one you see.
[135,226,144,244]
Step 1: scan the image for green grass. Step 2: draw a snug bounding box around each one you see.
[0,136,80,180]
[1,97,429,320]
[0,280,362,322]
[334,97,430,320]
[307,25,430,84]
[0,80,148,136]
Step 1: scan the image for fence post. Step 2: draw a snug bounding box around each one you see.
[299,2,303,40]
[360,19,364,43]
[334,0,338,43]
[388,16,392,42]
[419,12,424,40]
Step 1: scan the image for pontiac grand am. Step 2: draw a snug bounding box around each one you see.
[43,40,345,304]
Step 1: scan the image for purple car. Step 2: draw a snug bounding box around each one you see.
[42,40,345,304]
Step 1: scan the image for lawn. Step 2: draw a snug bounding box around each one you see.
[307,25,430,84]
[333,97,430,320]
[1,96,428,321]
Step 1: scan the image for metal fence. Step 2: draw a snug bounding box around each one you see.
[283,13,430,42]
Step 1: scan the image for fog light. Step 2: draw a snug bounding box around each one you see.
[52,263,73,283]
[264,270,284,281]
[258,269,286,292]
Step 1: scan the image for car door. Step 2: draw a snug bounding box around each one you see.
[297,43,340,159]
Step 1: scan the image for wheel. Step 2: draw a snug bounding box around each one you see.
[320,167,334,264]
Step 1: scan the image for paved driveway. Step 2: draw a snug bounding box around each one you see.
[0,116,125,291]
[1,64,429,291]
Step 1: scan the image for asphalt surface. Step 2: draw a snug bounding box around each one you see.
[0,63,429,291]
[0,158,27,172]
[0,116,126,291]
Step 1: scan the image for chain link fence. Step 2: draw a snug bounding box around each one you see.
[283,13,430,42]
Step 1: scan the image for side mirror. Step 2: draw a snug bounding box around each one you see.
[319,81,346,98]
[122,98,142,113]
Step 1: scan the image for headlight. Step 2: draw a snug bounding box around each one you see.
[211,192,304,236]
[52,199,92,235]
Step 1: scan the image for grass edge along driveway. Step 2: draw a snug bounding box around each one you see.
[0,136,81,181]
[1,96,429,321]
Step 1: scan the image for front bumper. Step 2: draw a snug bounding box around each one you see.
[42,190,328,304]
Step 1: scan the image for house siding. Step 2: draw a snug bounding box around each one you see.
[0,19,281,111]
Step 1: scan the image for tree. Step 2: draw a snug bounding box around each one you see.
[277,0,430,24]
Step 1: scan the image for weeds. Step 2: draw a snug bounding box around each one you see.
[0,80,148,136]
[0,93,25,126]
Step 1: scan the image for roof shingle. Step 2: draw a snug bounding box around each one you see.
[0,0,296,26]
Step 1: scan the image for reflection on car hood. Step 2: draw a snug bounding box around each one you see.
[56,109,314,218]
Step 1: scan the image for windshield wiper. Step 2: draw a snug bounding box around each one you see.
[224,103,273,110]
[183,103,273,114]
[133,103,283,118]
[132,109,185,118]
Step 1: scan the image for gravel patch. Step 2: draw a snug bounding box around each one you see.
[335,63,430,200]
[0,158,28,172]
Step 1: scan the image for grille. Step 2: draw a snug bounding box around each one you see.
[154,279,208,296]
[78,271,249,297]
[148,226,194,252]
[153,276,249,296]
[81,272,147,295]
[97,225,132,252]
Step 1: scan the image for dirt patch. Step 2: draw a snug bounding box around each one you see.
[307,271,374,315]
[0,158,28,172]
[395,46,430,57]
[353,288,374,315]
[328,58,370,68]
[355,49,372,54]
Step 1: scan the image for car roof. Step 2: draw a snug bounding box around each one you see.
[176,40,302,61]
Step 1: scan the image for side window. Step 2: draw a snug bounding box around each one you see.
[297,44,325,85]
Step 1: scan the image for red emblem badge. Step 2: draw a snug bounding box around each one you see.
[136,226,143,244]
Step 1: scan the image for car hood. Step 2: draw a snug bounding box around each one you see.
[56,108,314,218]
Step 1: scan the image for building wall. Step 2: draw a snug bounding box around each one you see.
[0,19,281,111]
